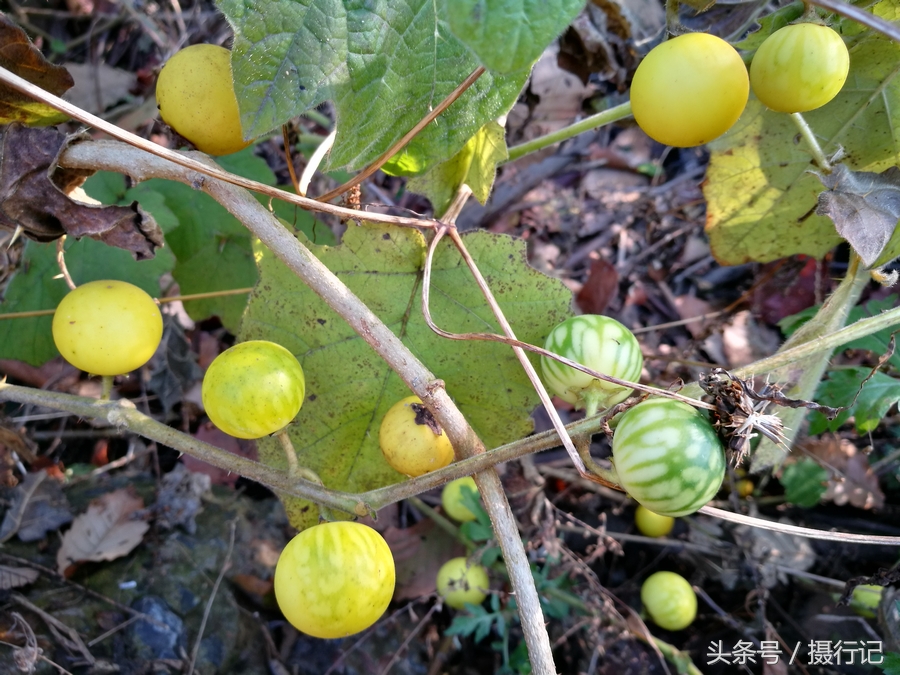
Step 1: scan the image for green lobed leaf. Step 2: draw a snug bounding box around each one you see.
[808,368,900,434]
[219,0,531,173]
[705,6,900,265]
[446,604,500,642]
[239,223,573,530]
[81,151,332,333]
[444,0,586,73]
[0,237,174,365]
[780,458,828,508]
[407,121,508,216]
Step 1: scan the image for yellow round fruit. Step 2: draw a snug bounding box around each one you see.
[641,571,697,630]
[274,521,396,639]
[630,33,749,147]
[441,476,480,522]
[156,44,251,156]
[52,280,163,376]
[201,340,305,439]
[436,557,490,610]
[750,23,850,113]
[379,396,455,476]
[635,505,675,538]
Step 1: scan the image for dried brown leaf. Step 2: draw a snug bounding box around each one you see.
[814,164,900,268]
[0,124,164,259]
[576,258,618,315]
[0,15,73,126]
[0,565,39,590]
[803,436,885,510]
[56,487,149,575]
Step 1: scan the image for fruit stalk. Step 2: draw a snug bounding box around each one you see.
[791,112,832,171]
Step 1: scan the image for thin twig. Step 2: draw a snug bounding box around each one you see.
[315,67,486,203]
[0,287,253,321]
[419,232,715,412]
[808,0,900,42]
[377,604,440,675]
[55,237,76,290]
[0,65,437,231]
[281,125,302,194]
[187,520,236,675]
[699,504,900,545]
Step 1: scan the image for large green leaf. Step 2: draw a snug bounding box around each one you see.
[239,224,573,529]
[0,238,174,365]
[219,0,531,173]
[705,4,900,265]
[445,0,586,73]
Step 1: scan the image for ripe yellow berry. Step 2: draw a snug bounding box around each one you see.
[156,44,252,156]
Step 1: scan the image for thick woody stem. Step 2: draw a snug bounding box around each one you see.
[59,139,558,675]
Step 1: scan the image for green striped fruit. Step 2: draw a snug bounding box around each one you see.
[541,315,643,416]
[274,521,395,638]
[641,571,697,630]
[612,399,725,517]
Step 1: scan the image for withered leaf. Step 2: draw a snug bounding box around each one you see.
[814,164,900,268]
[0,469,73,543]
[0,14,73,126]
[0,124,164,259]
[56,487,149,575]
[0,565,39,590]
[804,436,885,510]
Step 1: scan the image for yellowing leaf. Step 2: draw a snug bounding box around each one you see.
[705,13,900,264]
[408,121,508,216]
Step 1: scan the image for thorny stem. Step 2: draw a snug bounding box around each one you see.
[505,102,632,163]
[790,112,832,172]
[56,140,557,675]
[315,66,486,203]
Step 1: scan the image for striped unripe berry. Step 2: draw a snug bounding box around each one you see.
[641,571,697,630]
[612,399,725,517]
[274,521,395,638]
[541,315,643,416]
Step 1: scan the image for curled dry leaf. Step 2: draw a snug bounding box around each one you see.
[802,436,885,510]
[813,164,900,268]
[56,487,149,576]
[734,519,816,589]
[0,124,164,260]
